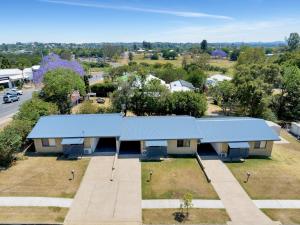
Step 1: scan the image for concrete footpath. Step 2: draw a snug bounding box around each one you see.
[201,157,280,225]
[0,197,299,209]
[64,155,141,225]
[142,199,300,209]
[0,197,72,207]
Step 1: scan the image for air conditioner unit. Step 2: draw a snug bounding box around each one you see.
[84,148,91,155]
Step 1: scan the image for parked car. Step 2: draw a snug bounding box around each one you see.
[10,88,23,95]
[96,97,105,104]
[3,92,19,103]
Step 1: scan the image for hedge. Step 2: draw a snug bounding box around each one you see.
[90,83,117,97]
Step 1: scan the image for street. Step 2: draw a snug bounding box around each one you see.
[0,89,35,123]
[89,72,104,85]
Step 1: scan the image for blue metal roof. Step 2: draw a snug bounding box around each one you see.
[61,138,84,145]
[197,117,280,143]
[228,142,250,149]
[27,114,123,139]
[120,116,201,141]
[28,114,279,143]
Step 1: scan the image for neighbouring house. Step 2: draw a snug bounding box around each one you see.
[290,122,300,137]
[71,90,81,105]
[206,74,232,86]
[27,114,279,159]
[169,80,195,92]
[0,66,40,88]
[0,68,23,88]
[118,73,168,89]
[137,49,145,53]
[211,49,228,59]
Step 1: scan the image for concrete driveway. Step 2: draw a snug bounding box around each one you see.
[64,156,141,225]
[201,157,280,225]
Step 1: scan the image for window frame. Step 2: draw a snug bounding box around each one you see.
[177,139,191,148]
[254,141,267,149]
[48,138,56,147]
[41,138,50,147]
[41,138,56,147]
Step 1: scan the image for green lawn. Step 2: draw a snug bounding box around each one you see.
[142,158,218,199]
[132,54,184,67]
[208,59,236,76]
[262,209,300,225]
[143,208,230,224]
[226,130,300,199]
[0,207,68,224]
[0,155,90,198]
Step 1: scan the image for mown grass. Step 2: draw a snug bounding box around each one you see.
[262,209,300,225]
[143,208,230,224]
[142,158,218,199]
[226,130,300,199]
[0,156,90,198]
[0,206,68,223]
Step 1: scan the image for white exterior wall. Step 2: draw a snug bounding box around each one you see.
[90,138,99,152]
[291,122,300,136]
[211,142,228,157]
[167,139,197,155]
[211,143,222,154]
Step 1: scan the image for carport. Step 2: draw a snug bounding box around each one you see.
[227,142,249,159]
[95,137,117,152]
[144,140,167,157]
[61,138,84,156]
[197,143,218,156]
[119,141,141,154]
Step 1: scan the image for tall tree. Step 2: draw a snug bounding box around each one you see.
[210,80,236,115]
[287,32,300,51]
[200,40,208,52]
[42,68,86,114]
[273,66,300,120]
[237,48,266,65]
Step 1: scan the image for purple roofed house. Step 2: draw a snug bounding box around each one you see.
[211,49,228,59]
[33,53,84,84]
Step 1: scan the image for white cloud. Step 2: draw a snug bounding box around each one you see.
[147,19,300,42]
[39,0,233,20]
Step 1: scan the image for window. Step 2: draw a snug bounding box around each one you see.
[49,139,56,146]
[177,139,190,148]
[41,139,49,147]
[254,141,266,149]
[41,138,56,147]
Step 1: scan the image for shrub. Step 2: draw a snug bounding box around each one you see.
[90,82,117,97]
[77,101,99,114]
[0,119,32,167]
[98,106,117,114]
[151,53,159,60]
[15,96,59,125]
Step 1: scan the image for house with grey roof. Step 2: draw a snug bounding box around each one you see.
[27,114,279,159]
[169,80,195,92]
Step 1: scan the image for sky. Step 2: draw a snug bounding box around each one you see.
[1,0,300,43]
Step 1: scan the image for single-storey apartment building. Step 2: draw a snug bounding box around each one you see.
[27,114,279,158]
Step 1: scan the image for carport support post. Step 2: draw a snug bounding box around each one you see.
[116,138,120,154]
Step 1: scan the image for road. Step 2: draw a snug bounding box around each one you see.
[0,89,35,123]
[89,72,104,85]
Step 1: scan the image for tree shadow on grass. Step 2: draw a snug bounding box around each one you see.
[173,211,187,223]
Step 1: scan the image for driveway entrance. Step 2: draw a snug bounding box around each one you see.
[64,156,141,225]
[201,156,280,225]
